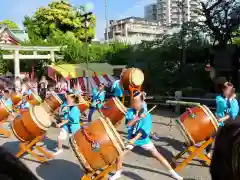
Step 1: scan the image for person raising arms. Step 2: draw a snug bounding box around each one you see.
[109,92,183,180]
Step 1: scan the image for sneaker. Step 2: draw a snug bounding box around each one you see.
[54,149,63,156]
[109,171,122,180]
[168,170,183,180]
[151,133,160,140]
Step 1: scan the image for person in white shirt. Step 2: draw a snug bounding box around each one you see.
[14,76,22,93]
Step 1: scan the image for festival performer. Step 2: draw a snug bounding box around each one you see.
[14,76,22,93]
[16,97,31,112]
[109,92,183,180]
[69,83,82,95]
[2,89,13,109]
[111,79,124,100]
[206,81,234,158]
[88,82,105,122]
[54,95,81,155]
[228,88,239,120]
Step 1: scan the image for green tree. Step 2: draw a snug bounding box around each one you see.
[0,19,19,29]
[23,0,96,42]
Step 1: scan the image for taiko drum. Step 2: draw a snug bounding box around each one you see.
[175,105,219,145]
[100,97,127,126]
[28,93,42,106]
[120,68,144,90]
[11,92,22,105]
[0,100,11,122]
[43,92,63,113]
[77,95,89,112]
[69,117,125,172]
[11,105,52,142]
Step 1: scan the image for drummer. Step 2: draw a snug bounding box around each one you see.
[109,92,183,180]
[16,96,30,112]
[88,82,106,122]
[207,82,234,158]
[54,94,81,155]
[111,79,124,100]
[2,89,13,109]
[69,83,82,95]
[228,88,239,120]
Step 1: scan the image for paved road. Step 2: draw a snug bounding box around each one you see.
[0,109,211,180]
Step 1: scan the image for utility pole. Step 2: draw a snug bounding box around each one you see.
[105,0,109,44]
[178,0,187,69]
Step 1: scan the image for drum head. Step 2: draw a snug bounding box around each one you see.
[32,93,43,102]
[1,100,11,112]
[201,105,219,131]
[31,105,52,130]
[175,119,194,145]
[52,92,63,104]
[112,97,127,113]
[130,68,144,86]
[78,95,87,104]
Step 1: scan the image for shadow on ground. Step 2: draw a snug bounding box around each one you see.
[36,159,83,180]
[123,163,172,178]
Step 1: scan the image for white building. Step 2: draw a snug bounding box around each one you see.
[105,17,165,44]
[156,0,200,27]
[144,4,157,21]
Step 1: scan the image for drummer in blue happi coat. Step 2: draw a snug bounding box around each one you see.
[111,80,124,100]
[55,94,81,155]
[109,91,183,180]
[68,83,82,95]
[88,82,105,122]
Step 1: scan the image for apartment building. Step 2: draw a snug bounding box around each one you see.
[156,0,200,27]
[105,17,165,44]
[144,4,157,21]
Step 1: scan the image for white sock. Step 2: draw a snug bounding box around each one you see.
[168,169,183,180]
[109,170,122,180]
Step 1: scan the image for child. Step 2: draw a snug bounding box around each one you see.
[54,95,81,155]
[111,80,124,100]
[2,89,13,110]
[16,97,31,112]
[88,83,105,122]
[69,83,82,95]
[109,92,183,180]
[228,88,239,120]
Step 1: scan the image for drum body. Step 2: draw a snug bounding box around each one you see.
[100,97,127,126]
[69,117,125,172]
[120,68,144,89]
[11,105,52,142]
[28,93,42,106]
[78,95,89,112]
[0,100,10,122]
[43,92,63,113]
[176,105,219,145]
[11,92,22,105]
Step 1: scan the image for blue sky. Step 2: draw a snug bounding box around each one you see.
[0,0,155,39]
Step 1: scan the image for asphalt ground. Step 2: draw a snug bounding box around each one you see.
[0,109,211,180]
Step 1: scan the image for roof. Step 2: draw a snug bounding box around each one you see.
[48,63,125,79]
[0,25,28,43]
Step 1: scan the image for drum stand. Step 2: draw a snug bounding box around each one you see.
[81,163,116,180]
[172,137,213,171]
[16,136,53,163]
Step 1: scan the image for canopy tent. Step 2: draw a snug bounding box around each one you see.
[47,63,121,92]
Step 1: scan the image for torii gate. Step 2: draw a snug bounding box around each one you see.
[0,44,63,78]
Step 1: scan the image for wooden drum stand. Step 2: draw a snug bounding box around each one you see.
[81,163,117,180]
[172,137,213,171]
[16,135,53,163]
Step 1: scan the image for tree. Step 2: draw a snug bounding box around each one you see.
[23,0,96,42]
[201,0,240,46]
[0,19,19,29]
